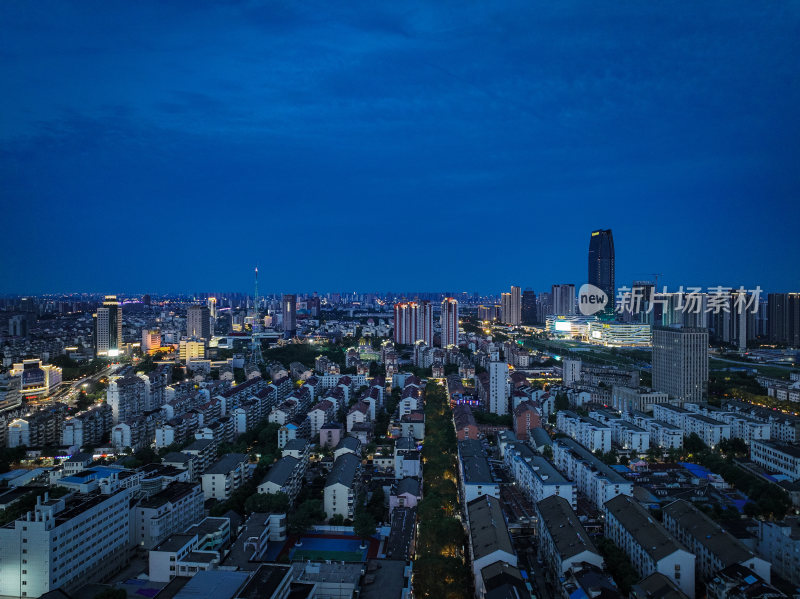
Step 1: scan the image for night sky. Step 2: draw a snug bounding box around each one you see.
[2,1,798,295]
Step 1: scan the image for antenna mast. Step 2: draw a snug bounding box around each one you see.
[249,266,264,369]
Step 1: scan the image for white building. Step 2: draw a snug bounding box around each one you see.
[324,453,361,519]
[258,456,305,505]
[459,439,500,503]
[556,411,612,453]
[504,442,576,508]
[604,494,696,598]
[663,499,770,584]
[133,482,204,549]
[488,357,508,415]
[466,495,517,594]
[552,438,633,511]
[756,517,800,586]
[0,488,132,597]
[751,440,800,481]
[536,495,603,579]
[200,453,249,500]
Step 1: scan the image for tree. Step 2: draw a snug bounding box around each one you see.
[329,513,345,526]
[542,444,553,460]
[244,491,289,514]
[354,511,377,547]
[554,392,569,412]
[684,433,707,454]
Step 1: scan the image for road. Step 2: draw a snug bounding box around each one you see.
[37,364,116,407]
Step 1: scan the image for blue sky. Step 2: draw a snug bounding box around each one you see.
[1,0,798,295]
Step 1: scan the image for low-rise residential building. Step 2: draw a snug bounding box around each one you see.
[756,517,800,587]
[201,453,249,500]
[324,453,362,519]
[389,477,421,514]
[611,386,671,413]
[453,404,479,440]
[603,494,696,598]
[513,400,541,441]
[133,481,204,549]
[556,410,612,453]
[257,456,304,504]
[536,495,603,579]
[662,499,770,583]
[466,495,517,596]
[459,439,500,503]
[552,437,634,510]
[504,442,575,508]
[751,440,800,481]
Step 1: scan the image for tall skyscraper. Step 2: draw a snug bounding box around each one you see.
[551,284,576,315]
[95,295,122,356]
[588,229,615,318]
[501,286,521,325]
[187,304,211,342]
[521,289,537,325]
[489,351,508,415]
[440,297,459,347]
[652,326,708,403]
[393,301,433,345]
[283,294,297,338]
[768,293,800,347]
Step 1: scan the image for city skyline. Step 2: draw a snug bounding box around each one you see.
[2,1,799,294]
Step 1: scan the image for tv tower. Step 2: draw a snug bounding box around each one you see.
[249,266,264,368]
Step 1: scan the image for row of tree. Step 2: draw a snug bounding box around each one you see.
[414,383,471,599]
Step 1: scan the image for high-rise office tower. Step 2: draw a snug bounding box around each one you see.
[207,297,217,336]
[440,297,459,347]
[652,326,708,403]
[489,351,509,415]
[142,329,161,354]
[393,301,433,345]
[283,294,297,338]
[8,315,28,338]
[551,284,576,315]
[521,289,537,325]
[501,286,521,325]
[187,305,211,342]
[95,295,122,356]
[768,293,800,347]
[588,229,615,318]
[538,291,552,321]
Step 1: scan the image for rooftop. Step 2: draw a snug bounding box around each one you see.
[663,499,754,566]
[537,495,598,559]
[604,494,688,563]
[466,495,515,561]
[204,453,248,475]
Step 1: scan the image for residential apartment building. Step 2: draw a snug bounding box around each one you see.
[662,499,770,583]
[756,517,800,586]
[552,438,633,510]
[200,453,249,500]
[258,456,305,505]
[556,410,612,453]
[466,495,517,595]
[603,494,696,598]
[324,453,361,519]
[458,439,500,503]
[750,440,800,481]
[504,442,575,508]
[0,488,132,597]
[133,482,204,549]
[536,495,603,580]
